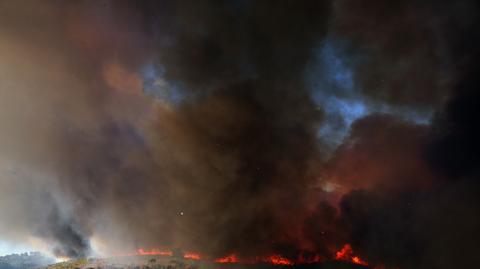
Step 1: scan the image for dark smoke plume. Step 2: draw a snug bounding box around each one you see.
[0,0,333,258]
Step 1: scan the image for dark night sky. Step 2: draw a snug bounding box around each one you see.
[0,1,479,268]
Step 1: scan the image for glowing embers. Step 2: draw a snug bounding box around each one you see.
[215,254,239,263]
[335,244,368,266]
[262,254,294,265]
[135,245,369,267]
[183,252,201,260]
[215,254,293,265]
[136,249,201,260]
[137,248,173,256]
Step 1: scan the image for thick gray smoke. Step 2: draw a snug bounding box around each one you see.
[0,0,333,258]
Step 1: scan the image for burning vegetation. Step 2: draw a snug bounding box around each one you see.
[95,245,370,268]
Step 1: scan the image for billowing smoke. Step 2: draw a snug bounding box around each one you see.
[0,0,479,268]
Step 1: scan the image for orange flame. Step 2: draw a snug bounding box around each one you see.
[261,254,294,265]
[215,254,239,263]
[335,244,368,266]
[137,248,173,256]
[136,249,201,260]
[214,254,293,265]
[132,246,368,267]
[184,252,201,260]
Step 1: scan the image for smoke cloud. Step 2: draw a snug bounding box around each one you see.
[0,1,479,268]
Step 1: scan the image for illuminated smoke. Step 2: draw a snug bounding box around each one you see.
[0,1,479,268]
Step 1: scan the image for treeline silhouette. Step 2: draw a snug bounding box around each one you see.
[0,252,53,269]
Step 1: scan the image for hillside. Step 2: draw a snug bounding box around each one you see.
[42,256,366,269]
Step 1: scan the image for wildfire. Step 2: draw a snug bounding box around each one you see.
[137,248,173,256]
[335,244,368,266]
[184,252,201,260]
[215,254,238,263]
[214,254,293,265]
[132,245,368,267]
[261,254,294,265]
[136,249,202,260]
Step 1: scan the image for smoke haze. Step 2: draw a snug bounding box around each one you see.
[0,1,479,268]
